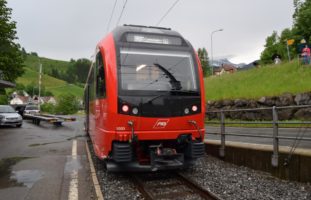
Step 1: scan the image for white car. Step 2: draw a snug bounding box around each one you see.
[0,105,23,128]
[24,104,40,115]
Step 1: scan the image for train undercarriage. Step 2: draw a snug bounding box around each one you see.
[106,134,205,172]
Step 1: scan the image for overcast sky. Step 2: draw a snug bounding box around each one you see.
[7,0,294,64]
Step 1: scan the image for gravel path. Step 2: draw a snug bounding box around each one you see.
[182,156,311,200]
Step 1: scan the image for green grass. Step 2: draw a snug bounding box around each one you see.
[24,55,70,74]
[17,68,83,98]
[205,60,311,101]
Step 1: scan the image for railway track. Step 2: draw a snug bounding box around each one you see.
[131,172,220,200]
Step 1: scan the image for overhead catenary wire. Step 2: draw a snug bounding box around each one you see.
[155,0,180,26]
[106,0,118,34]
[116,0,129,26]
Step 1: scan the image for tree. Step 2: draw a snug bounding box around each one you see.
[197,48,210,77]
[55,94,79,115]
[0,94,8,104]
[51,68,60,79]
[65,58,90,83]
[293,0,311,42]
[0,0,24,82]
[260,31,282,64]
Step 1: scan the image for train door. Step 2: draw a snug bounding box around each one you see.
[95,51,107,149]
[84,84,90,134]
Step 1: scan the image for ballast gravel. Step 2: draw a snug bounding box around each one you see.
[90,140,311,200]
[182,156,311,200]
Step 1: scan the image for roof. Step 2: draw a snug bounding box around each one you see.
[222,64,237,71]
[0,79,15,88]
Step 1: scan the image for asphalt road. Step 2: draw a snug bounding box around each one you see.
[206,126,311,149]
[0,116,95,200]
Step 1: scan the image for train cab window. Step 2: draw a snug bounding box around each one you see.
[96,52,106,98]
[120,48,198,92]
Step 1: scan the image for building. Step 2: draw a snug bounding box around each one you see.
[213,64,237,76]
[10,95,32,105]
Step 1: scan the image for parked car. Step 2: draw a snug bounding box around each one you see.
[0,105,23,128]
[24,104,40,115]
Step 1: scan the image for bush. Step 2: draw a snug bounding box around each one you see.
[40,103,56,114]
[0,95,8,104]
[55,94,79,115]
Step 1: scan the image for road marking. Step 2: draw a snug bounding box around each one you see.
[68,139,79,200]
[85,141,104,200]
[72,139,77,157]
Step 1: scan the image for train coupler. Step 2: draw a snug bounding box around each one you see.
[150,145,184,171]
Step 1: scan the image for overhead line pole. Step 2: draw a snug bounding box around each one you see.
[38,62,42,110]
[210,29,223,76]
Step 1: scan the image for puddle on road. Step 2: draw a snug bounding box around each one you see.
[0,157,31,189]
[11,170,44,188]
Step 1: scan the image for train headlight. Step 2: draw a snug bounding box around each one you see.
[192,105,198,112]
[184,108,190,114]
[132,107,139,115]
[122,104,129,113]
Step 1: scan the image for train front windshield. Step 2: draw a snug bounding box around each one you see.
[119,48,198,92]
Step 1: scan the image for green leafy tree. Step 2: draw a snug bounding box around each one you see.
[293,0,311,42]
[0,0,24,82]
[55,94,79,115]
[0,94,8,104]
[41,103,56,114]
[197,48,210,77]
[260,31,283,64]
[260,0,311,64]
[51,68,60,79]
[65,58,90,83]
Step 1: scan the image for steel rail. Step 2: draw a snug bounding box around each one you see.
[131,175,154,200]
[131,172,221,200]
[175,173,221,200]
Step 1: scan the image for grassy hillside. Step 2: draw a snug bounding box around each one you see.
[24,54,70,74]
[17,68,83,98]
[205,60,311,101]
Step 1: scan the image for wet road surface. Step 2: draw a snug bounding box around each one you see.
[0,116,95,200]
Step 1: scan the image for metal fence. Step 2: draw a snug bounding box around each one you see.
[205,105,311,167]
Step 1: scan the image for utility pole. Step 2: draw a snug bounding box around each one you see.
[211,29,224,76]
[38,63,42,110]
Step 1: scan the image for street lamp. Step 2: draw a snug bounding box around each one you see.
[211,28,223,76]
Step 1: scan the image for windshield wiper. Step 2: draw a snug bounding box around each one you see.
[153,63,182,90]
[171,90,199,95]
[145,91,170,104]
[145,90,199,104]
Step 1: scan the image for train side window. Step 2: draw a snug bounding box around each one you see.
[96,52,106,98]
